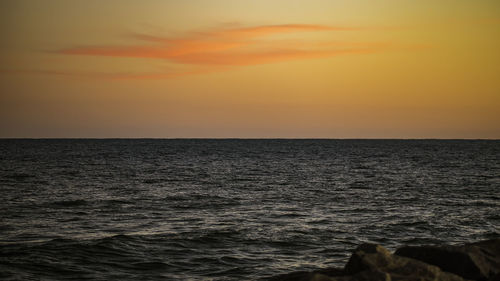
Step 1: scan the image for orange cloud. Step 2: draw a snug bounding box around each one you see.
[204,24,356,37]
[168,48,379,66]
[60,24,352,60]
[55,24,387,79]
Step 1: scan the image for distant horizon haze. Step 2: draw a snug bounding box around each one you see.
[0,137,499,140]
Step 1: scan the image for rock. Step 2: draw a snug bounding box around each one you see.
[343,244,393,274]
[267,239,500,281]
[342,243,465,281]
[395,238,500,281]
[488,273,500,281]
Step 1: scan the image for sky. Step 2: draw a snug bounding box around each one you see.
[1,0,499,138]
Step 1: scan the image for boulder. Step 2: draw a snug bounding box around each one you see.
[268,243,466,281]
[395,238,500,281]
[267,239,500,281]
[342,243,466,281]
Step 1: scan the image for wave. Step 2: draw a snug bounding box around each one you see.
[50,199,88,207]
[3,172,33,181]
[0,231,262,280]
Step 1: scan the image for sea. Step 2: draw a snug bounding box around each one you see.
[0,139,499,280]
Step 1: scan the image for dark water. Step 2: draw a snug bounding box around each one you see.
[0,139,499,280]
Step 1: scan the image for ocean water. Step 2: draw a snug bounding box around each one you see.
[0,139,499,280]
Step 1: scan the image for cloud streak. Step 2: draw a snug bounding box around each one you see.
[55,24,388,79]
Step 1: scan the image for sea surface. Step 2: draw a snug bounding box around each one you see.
[0,139,499,280]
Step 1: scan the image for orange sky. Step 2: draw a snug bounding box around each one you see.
[1,0,499,138]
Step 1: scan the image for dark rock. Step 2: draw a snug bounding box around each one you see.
[344,244,392,274]
[267,239,500,281]
[343,243,465,281]
[395,238,500,281]
[489,273,500,281]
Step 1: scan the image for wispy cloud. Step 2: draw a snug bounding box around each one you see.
[53,24,390,79]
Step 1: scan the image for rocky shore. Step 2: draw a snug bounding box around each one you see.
[268,238,500,281]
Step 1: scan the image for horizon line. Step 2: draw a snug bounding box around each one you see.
[0,138,498,141]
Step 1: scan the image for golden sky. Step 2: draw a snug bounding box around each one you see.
[1,0,499,138]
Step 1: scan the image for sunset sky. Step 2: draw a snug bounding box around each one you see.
[1,0,499,138]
